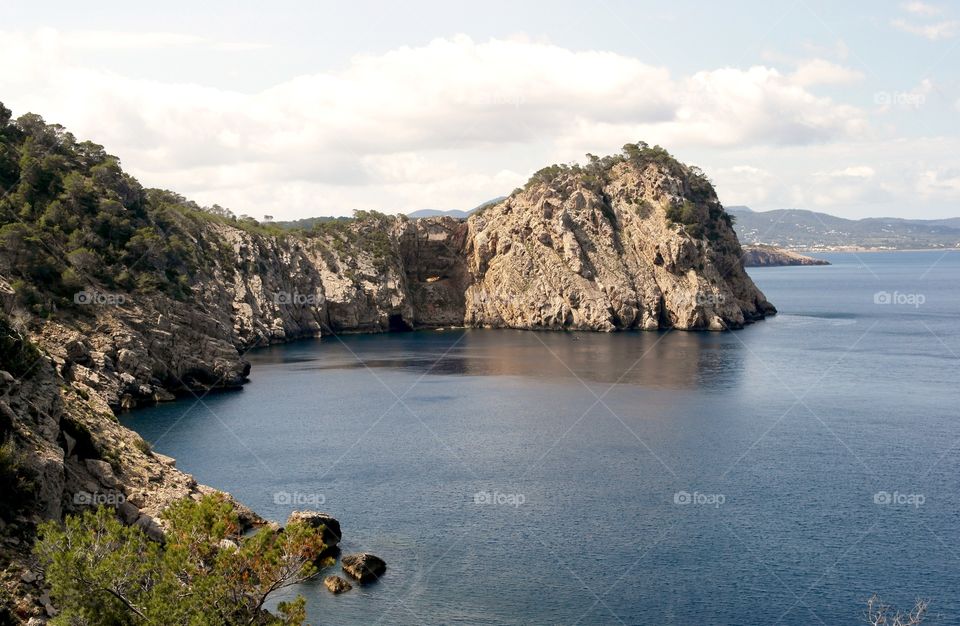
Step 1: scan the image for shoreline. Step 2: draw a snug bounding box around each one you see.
[790,247,960,254]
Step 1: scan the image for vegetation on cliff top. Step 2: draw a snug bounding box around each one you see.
[0,102,287,317]
[35,494,327,625]
[0,102,415,318]
[520,142,735,242]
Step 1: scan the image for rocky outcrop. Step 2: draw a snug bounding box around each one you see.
[463,161,774,331]
[286,511,342,546]
[741,244,831,267]
[340,553,387,583]
[324,575,352,594]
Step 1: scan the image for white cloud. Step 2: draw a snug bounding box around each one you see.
[891,17,960,40]
[901,1,943,16]
[5,30,959,219]
[38,28,269,51]
[711,165,775,207]
[0,31,876,217]
[820,165,876,178]
[790,59,864,86]
[917,168,960,196]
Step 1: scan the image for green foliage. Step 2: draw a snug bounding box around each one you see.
[134,437,153,455]
[0,102,278,313]
[522,142,690,193]
[664,200,734,242]
[0,439,35,521]
[307,210,398,272]
[0,315,42,378]
[620,141,685,178]
[34,494,327,625]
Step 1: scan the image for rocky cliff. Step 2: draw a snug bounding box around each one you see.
[463,156,774,331]
[0,108,774,621]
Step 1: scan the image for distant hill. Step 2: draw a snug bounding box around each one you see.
[271,215,352,231]
[406,209,472,219]
[407,196,507,219]
[729,207,960,250]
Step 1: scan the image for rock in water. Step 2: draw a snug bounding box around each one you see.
[286,511,342,545]
[324,575,353,594]
[341,553,387,583]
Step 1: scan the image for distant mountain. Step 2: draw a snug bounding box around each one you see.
[406,209,472,219]
[407,196,507,219]
[729,207,960,250]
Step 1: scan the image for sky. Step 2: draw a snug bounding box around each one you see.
[1,0,958,220]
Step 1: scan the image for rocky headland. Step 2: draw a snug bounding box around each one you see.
[741,244,831,267]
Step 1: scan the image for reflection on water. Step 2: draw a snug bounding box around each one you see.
[250,328,746,391]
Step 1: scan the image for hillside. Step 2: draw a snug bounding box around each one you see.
[729,206,960,250]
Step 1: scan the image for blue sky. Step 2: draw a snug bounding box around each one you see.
[2,0,958,219]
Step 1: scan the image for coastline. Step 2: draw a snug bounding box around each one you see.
[791,247,960,253]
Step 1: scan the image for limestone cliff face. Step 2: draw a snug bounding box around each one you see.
[462,161,775,331]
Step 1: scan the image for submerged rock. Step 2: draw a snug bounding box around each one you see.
[341,553,386,583]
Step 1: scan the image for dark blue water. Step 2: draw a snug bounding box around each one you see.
[123,252,960,625]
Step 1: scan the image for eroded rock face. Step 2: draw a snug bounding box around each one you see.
[463,161,775,331]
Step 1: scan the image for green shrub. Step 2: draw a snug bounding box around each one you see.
[0,316,42,378]
[0,439,35,521]
[35,494,326,625]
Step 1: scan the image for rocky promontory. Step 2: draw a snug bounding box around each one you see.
[741,244,831,267]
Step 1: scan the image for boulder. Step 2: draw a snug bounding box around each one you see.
[118,500,140,524]
[341,553,386,583]
[84,459,118,488]
[134,514,165,542]
[286,511,341,545]
[323,575,353,594]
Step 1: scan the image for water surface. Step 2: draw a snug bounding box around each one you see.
[124,251,960,625]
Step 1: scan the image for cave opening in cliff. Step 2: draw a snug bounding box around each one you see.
[388,313,413,332]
